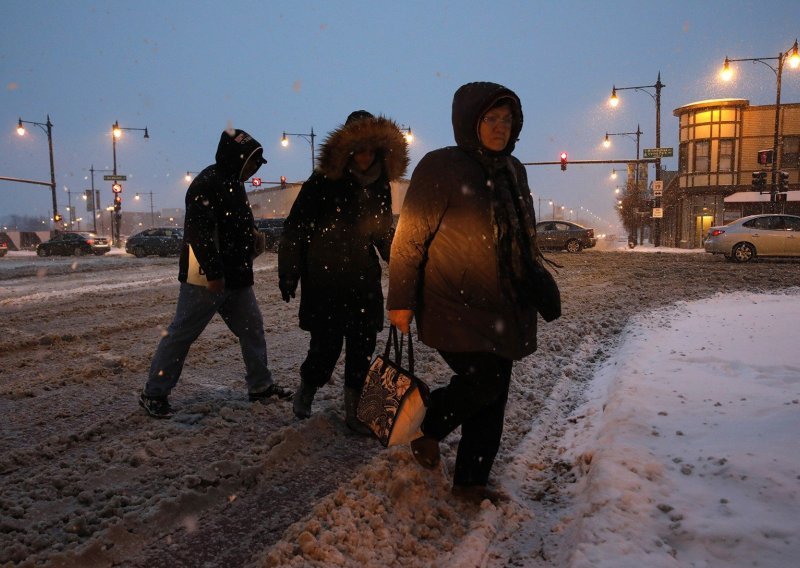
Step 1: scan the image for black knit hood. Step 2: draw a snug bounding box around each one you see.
[214,128,266,179]
[316,114,410,181]
[451,82,523,156]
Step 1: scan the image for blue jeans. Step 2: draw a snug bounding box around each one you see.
[145,283,273,398]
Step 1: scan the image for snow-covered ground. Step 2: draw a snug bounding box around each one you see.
[1,248,798,567]
[548,290,800,567]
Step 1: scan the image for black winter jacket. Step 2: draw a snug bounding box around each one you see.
[178,129,264,289]
[279,116,409,333]
[387,82,539,360]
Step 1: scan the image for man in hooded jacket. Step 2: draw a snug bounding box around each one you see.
[279,110,408,432]
[387,83,541,502]
[140,128,293,418]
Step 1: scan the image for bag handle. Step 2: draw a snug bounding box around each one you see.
[385,325,415,374]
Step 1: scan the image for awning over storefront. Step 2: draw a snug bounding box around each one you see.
[724,191,800,203]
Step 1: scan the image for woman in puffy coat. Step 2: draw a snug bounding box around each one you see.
[279,110,409,432]
[387,82,541,502]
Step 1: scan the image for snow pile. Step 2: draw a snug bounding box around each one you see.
[558,290,800,567]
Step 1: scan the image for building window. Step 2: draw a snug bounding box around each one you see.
[719,139,734,172]
[694,140,710,173]
[783,137,799,169]
[679,142,688,172]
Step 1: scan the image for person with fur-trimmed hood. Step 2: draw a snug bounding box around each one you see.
[278,110,409,432]
[387,82,540,503]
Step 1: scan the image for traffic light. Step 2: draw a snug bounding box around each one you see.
[113,194,122,212]
[778,170,789,192]
[251,177,262,187]
[112,183,122,194]
[751,170,767,190]
[560,152,568,171]
[53,213,63,222]
[280,175,287,189]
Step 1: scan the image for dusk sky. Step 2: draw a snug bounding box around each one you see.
[2,1,799,233]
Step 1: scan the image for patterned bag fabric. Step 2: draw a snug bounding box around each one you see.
[357,326,430,447]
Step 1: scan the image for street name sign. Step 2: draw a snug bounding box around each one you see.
[103,175,127,181]
[643,147,673,158]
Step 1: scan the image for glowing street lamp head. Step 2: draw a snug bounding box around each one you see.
[113,122,122,138]
[603,133,611,148]
[609,86,619,108]
[281,133,289,147]
[611,169,618,180]
[16,119,25,136]
[720,57,733,81]
[789,40,800,69]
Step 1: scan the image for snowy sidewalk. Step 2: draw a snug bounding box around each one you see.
[558,289,800,567]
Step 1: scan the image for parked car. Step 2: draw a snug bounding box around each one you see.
[536,221,596,253]
[0,241,7,257]
[255,218,285,251]
[126,227,184,258]
[36,232,111,256]
[704,214,800,262]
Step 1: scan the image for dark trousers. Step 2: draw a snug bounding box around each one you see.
[300,328,377,391]
[422,351,513,487]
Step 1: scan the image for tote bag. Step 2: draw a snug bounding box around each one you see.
[357,326,430,447]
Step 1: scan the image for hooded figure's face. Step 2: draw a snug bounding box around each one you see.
[479,104,514,153]
[240,153,264,181]
[351,148,376,173]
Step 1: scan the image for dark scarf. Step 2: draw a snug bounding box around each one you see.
[477,154,538,306]
[348,158,382,187]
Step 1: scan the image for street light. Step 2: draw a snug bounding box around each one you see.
[134,192,156,227]
[281,128,316,174]
[185,171,201,183]
[14,115,59,227]
[604,125,643,193]
[110,120,149,247]
[720,40,799,201]
[609,73,665,245]
[399,125,414,144]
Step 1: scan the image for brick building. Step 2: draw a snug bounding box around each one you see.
[669,99,799,248]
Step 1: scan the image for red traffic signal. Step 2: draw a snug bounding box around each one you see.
[560,152,568,171]
[112,183,122,193]
[251,177,262,187]
[280,175,287,189]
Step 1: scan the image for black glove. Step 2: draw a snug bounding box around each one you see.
[279,277,297,302]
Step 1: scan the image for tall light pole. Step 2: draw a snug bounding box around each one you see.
[13,115,59,228]
[87,165,113,235]
[609,74,665,245]
[111,120,149,246]
[720,40,799,203]
[135,192,156,227]
[281,128,316,174]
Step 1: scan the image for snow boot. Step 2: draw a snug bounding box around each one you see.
[344,387,372,435]
[293,379,317,419]
[410,435,440,469]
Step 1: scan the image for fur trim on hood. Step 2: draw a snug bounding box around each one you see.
[316,115,409,181]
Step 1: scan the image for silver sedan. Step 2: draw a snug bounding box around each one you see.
[704,214,800,262]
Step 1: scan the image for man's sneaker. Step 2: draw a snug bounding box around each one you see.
[139,392,174,419]
[249,383,294,402]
